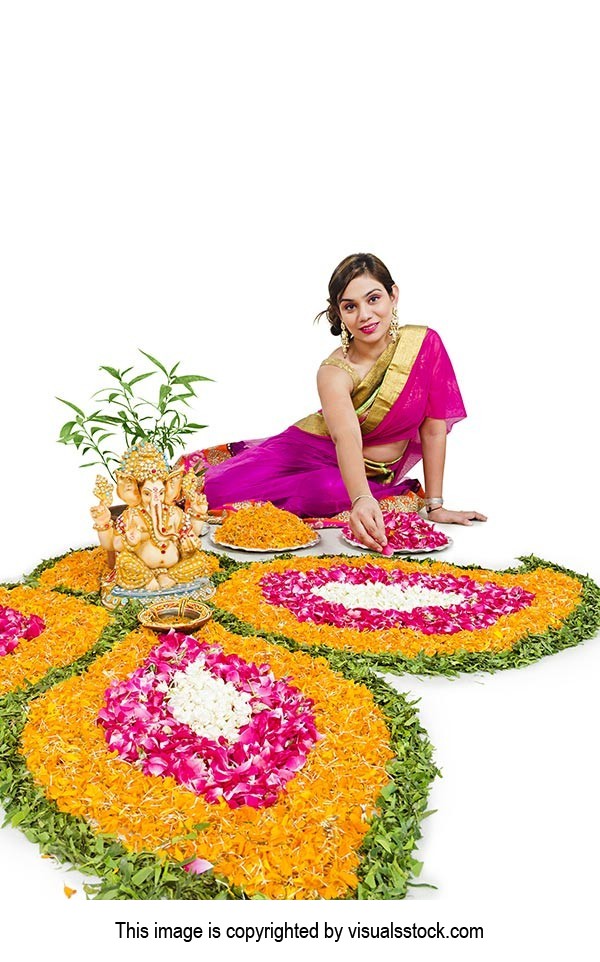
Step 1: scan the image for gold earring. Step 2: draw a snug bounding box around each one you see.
[390,307,400,342]
[340,323,350,357]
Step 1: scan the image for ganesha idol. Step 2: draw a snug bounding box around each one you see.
[90,442,209,599]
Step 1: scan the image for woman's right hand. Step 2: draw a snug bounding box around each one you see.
[350,497,388,552]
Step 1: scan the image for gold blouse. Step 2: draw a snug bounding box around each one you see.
[319,357,361,389]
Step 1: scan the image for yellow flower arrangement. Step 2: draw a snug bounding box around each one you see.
[214,556,583,658]
[38,546,220,594]
[0,586,110,696]
[216,502,315,549]
[39,547,111,593]
[21,622,394,899]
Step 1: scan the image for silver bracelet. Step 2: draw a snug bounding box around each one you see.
[424,496,444,507]
[351,493,378,509]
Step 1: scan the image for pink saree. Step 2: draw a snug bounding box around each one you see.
[186,327,466,517]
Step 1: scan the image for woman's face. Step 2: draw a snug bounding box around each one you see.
[338,273,398,346]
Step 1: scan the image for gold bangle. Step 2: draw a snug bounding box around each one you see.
[93,521,113,531]
[351,494,377,509]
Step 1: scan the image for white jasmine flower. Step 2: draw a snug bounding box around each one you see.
[311,582,465,612]
[166,662,253,742]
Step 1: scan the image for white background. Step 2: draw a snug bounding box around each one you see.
[1,2,599,959]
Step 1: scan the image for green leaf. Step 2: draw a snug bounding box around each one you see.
[173,375,214,384]
[91,415,123,425]
[99,366,122,381]
[363,865,378,888]
[131,866,155,885]
[59,421,76,439]
[56,397,85,417]
[158,385,171,414]
[375,835,393,854]
[138,350,168,376]
[10,810,29,827]
[172,395,193,409]
[128,372,155,387]
[91,389,124,401]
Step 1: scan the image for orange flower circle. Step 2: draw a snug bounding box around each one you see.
[215,556,583,658]
[21,622,394,899]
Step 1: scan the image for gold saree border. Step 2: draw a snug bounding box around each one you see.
[359,325,427,434]
[295,326,428,437]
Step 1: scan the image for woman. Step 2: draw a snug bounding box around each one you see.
[190,253,486,552]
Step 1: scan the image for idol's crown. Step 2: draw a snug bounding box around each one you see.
[118,442,170,482]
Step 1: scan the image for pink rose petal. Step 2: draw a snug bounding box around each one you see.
[184,858,214,875]
[0,605,46,657]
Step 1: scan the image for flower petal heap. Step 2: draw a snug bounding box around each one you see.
[0,605,45,657]
[22,622,395,898]
[215,556,583,662]
[38,547,111,593]
[343,511,449,551]
[0,586,110,696]
[97,632,320,808]
[38,546,220,595]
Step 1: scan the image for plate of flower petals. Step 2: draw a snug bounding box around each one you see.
[210,528,320,553]
[342,511,452,554]
[209,502,320,553]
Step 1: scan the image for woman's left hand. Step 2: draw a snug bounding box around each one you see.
[427,507,487,525]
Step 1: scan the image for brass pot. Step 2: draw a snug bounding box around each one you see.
[138,599,212,634]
